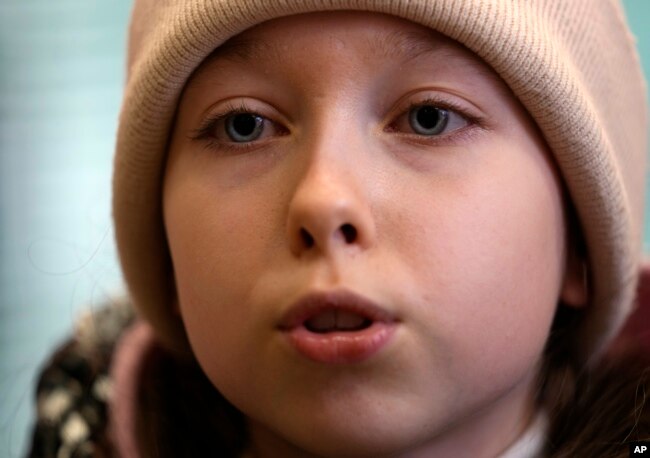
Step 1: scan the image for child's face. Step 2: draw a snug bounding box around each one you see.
[163,11,583,457]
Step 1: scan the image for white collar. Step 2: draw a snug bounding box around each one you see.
[497,410,548,458]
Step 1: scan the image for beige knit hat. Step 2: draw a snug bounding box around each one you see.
[113,0,648,365]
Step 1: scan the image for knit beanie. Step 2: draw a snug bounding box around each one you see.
[113,0,648,366]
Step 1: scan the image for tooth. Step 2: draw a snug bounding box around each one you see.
[336,310,366,330]
[306,310,336,331]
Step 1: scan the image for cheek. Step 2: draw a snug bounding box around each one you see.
[166,182,258,300]
[396,141,565,375]
[163,175,281,384]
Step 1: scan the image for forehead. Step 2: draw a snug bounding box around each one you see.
[216,19,449,63]
[192,11,509,94]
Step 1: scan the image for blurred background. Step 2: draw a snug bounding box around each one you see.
[1,1,130,456]
[0,1,649,456]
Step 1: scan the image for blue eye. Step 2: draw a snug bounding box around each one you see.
[408,105,449,136]
[225,113,265,142]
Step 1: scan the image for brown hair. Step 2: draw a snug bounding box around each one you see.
[135,344,247,457]
[541,306,650,456]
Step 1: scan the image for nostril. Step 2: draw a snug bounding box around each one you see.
[340,224,357,244]
[300,228,315,248]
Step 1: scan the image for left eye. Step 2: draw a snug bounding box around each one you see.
[408,105,449,135]
[392,104,469,137]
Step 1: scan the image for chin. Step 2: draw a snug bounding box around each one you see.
[250,402,441,458]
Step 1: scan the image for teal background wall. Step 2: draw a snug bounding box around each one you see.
[0,1,649,456]
[626,2,650,91]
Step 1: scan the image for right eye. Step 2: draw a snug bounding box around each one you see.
[192,105,286,150]
[225,113,265,142]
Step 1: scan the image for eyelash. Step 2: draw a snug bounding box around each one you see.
[189,97,486,153]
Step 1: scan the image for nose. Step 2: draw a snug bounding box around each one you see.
[286,157,376,258]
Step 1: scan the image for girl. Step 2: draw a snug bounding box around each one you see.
[29,1,649,457]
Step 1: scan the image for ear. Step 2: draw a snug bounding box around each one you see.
[559,247,588,308]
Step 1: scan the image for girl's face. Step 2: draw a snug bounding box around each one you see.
[163,11,585,458]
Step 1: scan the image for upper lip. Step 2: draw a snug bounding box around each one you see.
[277,289,397,330]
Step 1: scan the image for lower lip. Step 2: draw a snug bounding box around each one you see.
[283,323,397,364]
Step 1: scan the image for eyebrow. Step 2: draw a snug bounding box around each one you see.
[371,28,452,62]
[370,29,513,97]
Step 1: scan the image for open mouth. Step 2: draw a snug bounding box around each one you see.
[304,309,373,333]
[279,290,397,364]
